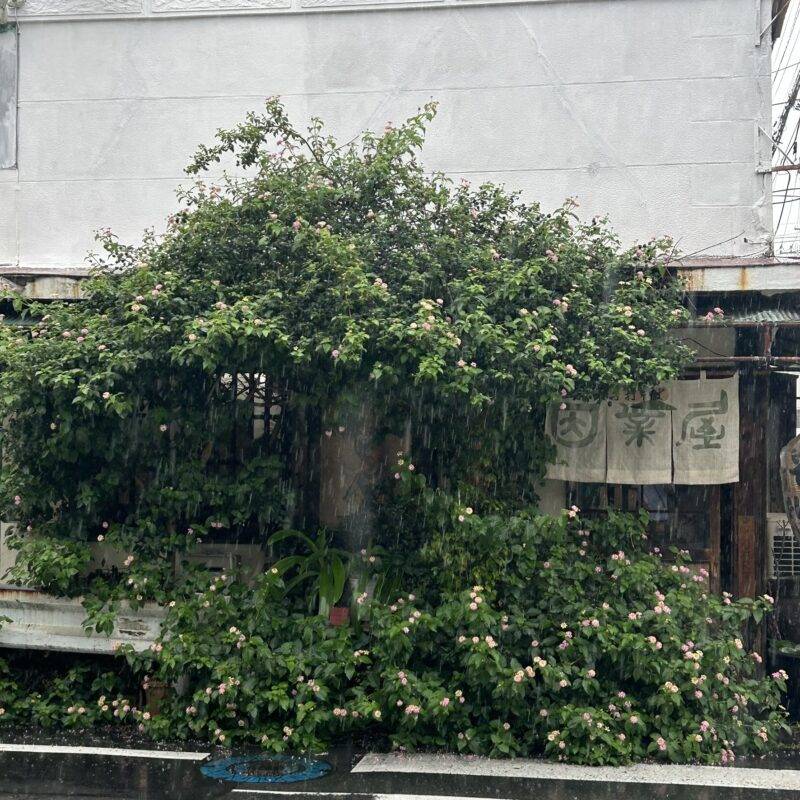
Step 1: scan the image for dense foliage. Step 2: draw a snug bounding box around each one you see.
[1,510,788,765]
[0,101,786,764]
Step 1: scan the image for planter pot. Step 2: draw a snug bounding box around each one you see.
[145,679,169,716]
[329,606,350,627]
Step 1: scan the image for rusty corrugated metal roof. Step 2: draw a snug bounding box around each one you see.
[691,308,800,326]
[726,309,800,323]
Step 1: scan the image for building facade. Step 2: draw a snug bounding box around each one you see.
[0,0,782,274]
[0,0,797,658]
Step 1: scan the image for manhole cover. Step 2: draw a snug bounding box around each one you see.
[200,753,332,784]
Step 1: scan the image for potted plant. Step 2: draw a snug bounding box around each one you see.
[268,529,349,624]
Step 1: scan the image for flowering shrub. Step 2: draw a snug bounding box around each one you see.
[2,510,786,765]
[0,651,135,729]
[0,99,689,599]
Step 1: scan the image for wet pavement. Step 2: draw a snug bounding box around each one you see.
[1,739,800,800]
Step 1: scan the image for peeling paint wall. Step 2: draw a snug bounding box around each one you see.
[0,0,775,268]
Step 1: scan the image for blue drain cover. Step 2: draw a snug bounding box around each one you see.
[201,753,332,784]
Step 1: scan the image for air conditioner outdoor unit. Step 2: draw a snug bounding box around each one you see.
[173,542,265,581]
[769,513,800,579]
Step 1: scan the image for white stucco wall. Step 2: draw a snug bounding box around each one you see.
[0,0,775,268]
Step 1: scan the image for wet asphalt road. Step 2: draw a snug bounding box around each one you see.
[1,744,799,800]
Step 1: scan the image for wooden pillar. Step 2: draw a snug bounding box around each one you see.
[733,368,769,600]
[732,370,769,608]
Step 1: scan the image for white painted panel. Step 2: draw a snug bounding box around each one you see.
[459,165,757,257]
[690,163,762,207]
[0,183,17,263]
[18,97,259,181]
[18,84,762,181]
[19,3,760,104]
[15,178,181,266]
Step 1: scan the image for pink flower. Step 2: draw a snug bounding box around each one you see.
[657,737,667,751]
[102,392,111,400]
[13,495,21,506]
[440,697,450,707]
[292,219,302,231]
[331,349,340,359]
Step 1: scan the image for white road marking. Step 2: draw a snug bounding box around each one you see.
[0,743,210,761]
[232,792,370,797]
[370,797,514,800]
[353,753,800,791]
[233,793,510,800]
